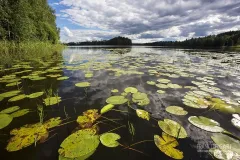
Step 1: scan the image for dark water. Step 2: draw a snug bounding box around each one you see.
[0,46,240,160]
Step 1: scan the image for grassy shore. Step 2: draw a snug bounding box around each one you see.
[0,41,65,66]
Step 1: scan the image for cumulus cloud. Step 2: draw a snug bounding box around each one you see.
[57,0,240,43]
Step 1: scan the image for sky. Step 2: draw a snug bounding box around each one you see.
[48,0,240,43]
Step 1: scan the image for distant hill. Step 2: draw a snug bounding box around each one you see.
[140,30,240,47]
[67,36,132,46]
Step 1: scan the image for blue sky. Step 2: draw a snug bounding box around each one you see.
[48,0,240,43]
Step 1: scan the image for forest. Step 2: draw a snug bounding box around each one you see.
[67,36,132,46]
[0,0,59,43]
[143,30,240,47]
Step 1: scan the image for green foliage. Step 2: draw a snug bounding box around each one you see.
[144,30,240,47]
[0,41,64,65]
[0,0,59,43]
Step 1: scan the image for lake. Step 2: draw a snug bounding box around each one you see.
[0,46,240,160]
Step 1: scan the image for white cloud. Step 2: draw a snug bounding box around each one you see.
[63,27,73,37]
[57,0,240,43]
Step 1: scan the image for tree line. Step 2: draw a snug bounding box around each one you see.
[142,30,240,47]
[67,36,132,46]
[0,0,59,43]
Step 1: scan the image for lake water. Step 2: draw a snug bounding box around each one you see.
[1,46,240,160]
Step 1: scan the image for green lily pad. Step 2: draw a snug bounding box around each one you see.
[124,87,138,93]
[75,82,91,87]
[167,83,182,89]
[43,97,61,106]
[0,106,20,114]
[156,83,168,89]
[154,132,183,159]
[132,92,147,100]
[100,133,120,147]
[157,78,170,84]
[188,116,224,132]
[30,77,46,81]
[209,148,240,160]
[158,119,187,138]
[147,81,156,85]
[136,109,150,121]
[6,124,48,151]
[58,128,100,158]
[8,94,26,102]
[10,109,30,118]
[101,104,115,114]
[27,92,44,99]
[111,89,119,93]
[0,96,3,101]
[43,117,62,129]
[0,114,13,129]
[85,73,93,78]
[106,96,128,105]
[132,92,150,106]
[211,133,240,156]
[166,106,188,116]
[0,90,21,98]
[57,76,69,80]
[6,82,21,87]
[157,90,166,94]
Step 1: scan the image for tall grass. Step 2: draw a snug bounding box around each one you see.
[0,41,65,66]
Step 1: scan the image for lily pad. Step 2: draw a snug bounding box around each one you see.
[111,89,119,93]
[100,133,120,148]
[157,90,166,94]
[43,117,62,129]
[156,83,168,89]
[101,104,115,114]
[136,109,150,121]
[166,106,188,116]
[231,114,240,130]
[43,97,61,106]
[57,76,69,80]
[58,128,100,158]
[77,116,93,129]
[147,81,156,85]
[158,119,187,138]
[6,82,21,87]
[0,114,13,129]
[132,92,150,106]
[209,148,240,160]
[106,96,128,105]
[27,92,44,99]
[10,109,30,118]
[188,116,224,132]
[83,109,100,123]
[154,132,183,159]
[124,87,138,93]
[75,82,90,87]
[0,90,21,98]
[8,94,26,102]
[0,106,20,114]
[211,133,240,156]
[6,124,48,151]
[157,78,171,84]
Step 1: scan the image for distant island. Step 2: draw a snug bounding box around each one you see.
[66,36,132,46]
[66,31,240,48]
[139,30,240,48]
